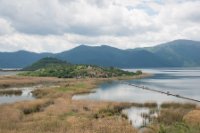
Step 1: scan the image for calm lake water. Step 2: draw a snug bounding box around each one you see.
[0,71,20,76]
[0,71,36,104]
[73,68,200,104]
[73,68,200,128]
[0,87,35,104]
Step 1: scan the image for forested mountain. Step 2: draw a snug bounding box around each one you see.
[0,40,200,68]
[0,51,52,68]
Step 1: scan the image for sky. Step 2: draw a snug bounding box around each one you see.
[0,0,199,53]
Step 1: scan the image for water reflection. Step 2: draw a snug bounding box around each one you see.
[0,87,36,104]
[73,68,200,128]
[127,68,200,101]
[122,107,158,128]
[0,71,19,76]
[73,82,189,104]
[74,68,200,103]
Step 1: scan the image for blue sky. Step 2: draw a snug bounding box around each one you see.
[0,0,199,53]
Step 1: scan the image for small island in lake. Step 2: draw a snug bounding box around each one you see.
[20,57,140,78]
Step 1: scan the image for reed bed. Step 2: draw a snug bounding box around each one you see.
[0,90,22,96]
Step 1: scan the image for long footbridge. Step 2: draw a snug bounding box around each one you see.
[121,82,200,103]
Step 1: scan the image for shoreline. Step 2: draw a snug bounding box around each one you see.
[0,73,199,133]
[0,76,64,89]
[124,82,200,104]
[0,74,148,133]
[70,73,153,97]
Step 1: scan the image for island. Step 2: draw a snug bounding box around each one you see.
[20,57,141,78]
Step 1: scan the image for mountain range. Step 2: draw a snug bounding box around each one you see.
[0,39,200,68]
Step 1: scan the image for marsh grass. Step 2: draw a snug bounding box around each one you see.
[0,76,63,89]
[157,108,188,125]
[0,90,22,96]
[21,99,54,115]
[155,102,197,126]
[32,88,57,98]
[1,75,198,133]
[183,110,200,126]
[161,102,196,109]
[57,82,86,92]
[93,102,158,123]
[157,122,200,133]
[0,77,139,133]
[147,102,200,133]
[94,106,122,118]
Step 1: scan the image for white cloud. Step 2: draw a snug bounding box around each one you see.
[0,18,14,35]
[0,33,78,53]
[0,0,199,52]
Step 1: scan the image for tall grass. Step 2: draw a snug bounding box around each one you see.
[0,78,139,133]
[149,102,200,133]
[0,90,22,96]
[161,102,196,109]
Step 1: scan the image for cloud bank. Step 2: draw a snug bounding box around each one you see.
[0,0,199,52]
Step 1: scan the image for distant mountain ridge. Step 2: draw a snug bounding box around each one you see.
[146,40,200,67]
[56,45,171,67]
[0,39,200,68]
[0,51,53,68]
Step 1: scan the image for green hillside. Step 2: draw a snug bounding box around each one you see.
[23,57,70,71]
[20,58,138,78]
[146,40,200,67]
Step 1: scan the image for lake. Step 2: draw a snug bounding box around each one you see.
[0,71,36,104]
[73,68,200,128]
[0,87,36,104]
[73,68,200,104]
[0,70,20,76]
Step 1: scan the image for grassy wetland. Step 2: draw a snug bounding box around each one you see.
[0,74,199,133]
[0,58,199,133]
[0,76,139,133]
